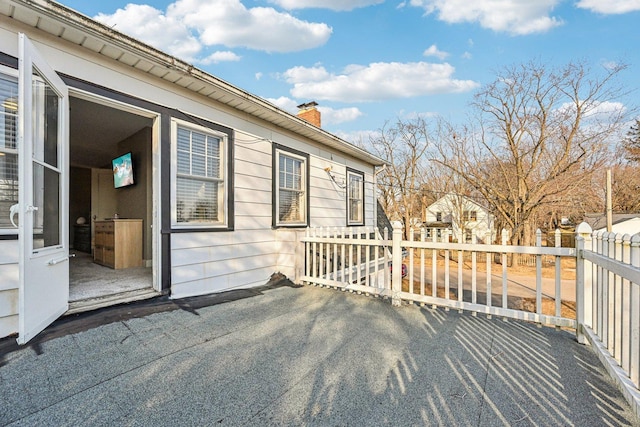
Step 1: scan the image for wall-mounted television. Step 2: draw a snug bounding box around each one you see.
[112,152,135,189]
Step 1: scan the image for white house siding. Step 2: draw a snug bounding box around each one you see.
[425,195,494,242]
[0,240,19,337]
[170,133,376,298]
[596,218,640,236]
[275,229,304,280]
[0,16,379,307]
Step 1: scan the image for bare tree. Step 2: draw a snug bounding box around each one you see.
[622,119,640,163]
[433,60,630,245]
[370,117,432,238]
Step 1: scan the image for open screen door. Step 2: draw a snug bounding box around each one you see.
[17,33,69,344]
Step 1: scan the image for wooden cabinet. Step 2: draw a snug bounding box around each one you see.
[73,224,91,253]
[93,219,143,269]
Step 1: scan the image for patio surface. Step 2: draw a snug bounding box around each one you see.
[1,281,639,426]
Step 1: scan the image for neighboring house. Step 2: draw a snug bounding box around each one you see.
[0,0,385,343]
[423,194,495,243]
[584,213,640,235]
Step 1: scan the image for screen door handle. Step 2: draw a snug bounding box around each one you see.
[9,204,19,228]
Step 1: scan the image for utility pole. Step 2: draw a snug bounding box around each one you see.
[606,169,613,232]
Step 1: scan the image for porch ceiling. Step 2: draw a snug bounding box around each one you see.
[0,0,387,167]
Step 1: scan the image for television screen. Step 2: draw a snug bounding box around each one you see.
[112,152,134,188]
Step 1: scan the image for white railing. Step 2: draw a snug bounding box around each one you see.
[302,223,576,328]
[302,227,392,297]
[576,224,640,411]
[302,221,640,415]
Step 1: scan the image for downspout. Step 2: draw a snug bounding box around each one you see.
[374,164,387,232]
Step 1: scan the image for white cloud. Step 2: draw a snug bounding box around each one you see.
[94,0,332,60]
[199,51,241,65]
[583,100,626,119]
[423,44,449,60]
[462,51,472,59]
[266,96,363,125]
[576,0,640,14]
[281,62,479,102]
[168,0,332,52]
[409,0,564,35]
[334,130,381,146]
[557,100,626,117]
[255,72,264,80]
[602,61,620,71]
[400,110,440,120]
[267,0,384,11]
[318,106,364,124]
[95,4,201,61]
[267,96,300,112]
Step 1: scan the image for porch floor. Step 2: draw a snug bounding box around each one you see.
[1,284,638,426]
[69,251,152,302]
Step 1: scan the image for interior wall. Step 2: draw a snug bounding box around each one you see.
[116,127,152,261]
[69,166,91,248]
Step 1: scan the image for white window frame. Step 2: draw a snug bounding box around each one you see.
[347,169,364,226]
[463,210,477,222]
[170,118,228,228]
[274,147,308,227]
[0,66,19,234]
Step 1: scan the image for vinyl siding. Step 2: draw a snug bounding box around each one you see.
[170,142,376,297]
[0,240,19,337]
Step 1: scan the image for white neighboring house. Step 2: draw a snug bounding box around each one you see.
[424,194,495,243]
[593,216,640,235]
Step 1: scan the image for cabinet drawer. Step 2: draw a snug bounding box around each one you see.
[95,222,114,232]
[104,247,115,266]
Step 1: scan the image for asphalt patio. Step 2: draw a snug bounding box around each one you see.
[1,280,639,426]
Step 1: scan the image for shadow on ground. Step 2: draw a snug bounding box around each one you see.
[0,283,638,426]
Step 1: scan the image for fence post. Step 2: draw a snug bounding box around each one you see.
[575,222,593,344]
[392,221,403,307]
[630,234,640,388]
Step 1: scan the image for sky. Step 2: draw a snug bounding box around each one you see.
[57,0,640,144]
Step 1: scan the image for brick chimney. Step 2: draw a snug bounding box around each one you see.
[296,101,321,128]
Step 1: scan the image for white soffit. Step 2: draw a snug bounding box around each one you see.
[1,0,385,166]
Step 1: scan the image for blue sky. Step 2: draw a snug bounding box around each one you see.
[58,0,640,143]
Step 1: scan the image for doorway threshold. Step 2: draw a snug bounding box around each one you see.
[66,288,161,315]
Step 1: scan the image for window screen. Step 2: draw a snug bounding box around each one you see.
[278,153,305,223]
[175,125,225,225]
[0,74,18,230]
[347,170,364,225]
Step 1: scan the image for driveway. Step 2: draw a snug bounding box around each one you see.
[1,282,638,426]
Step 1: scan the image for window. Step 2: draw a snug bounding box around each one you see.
[463,210,477,222]
[347,169,364,225]
[464,228,472,243]
[274,146,308,227]
[172,120,229,228]
[0,73,18,231]
[436,212,442,222]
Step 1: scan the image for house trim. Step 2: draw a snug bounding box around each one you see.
[272,143,310,229]
[169,117,235,233]
[346,167,365,227]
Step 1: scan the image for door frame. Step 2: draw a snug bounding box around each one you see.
[68,88,162,293]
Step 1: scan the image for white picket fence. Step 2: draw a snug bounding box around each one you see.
[575,224,640,412]
[301,221,640,414]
